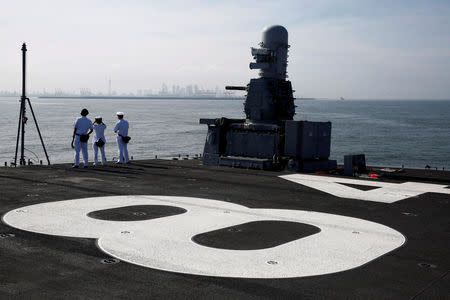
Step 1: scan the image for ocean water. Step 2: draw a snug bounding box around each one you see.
[1,97,449,169]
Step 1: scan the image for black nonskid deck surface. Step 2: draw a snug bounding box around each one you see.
[0,160,449,299]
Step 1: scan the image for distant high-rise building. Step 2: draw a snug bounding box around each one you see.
[186,85,193,96]
[108,79,112,96]
[160,83,168,95]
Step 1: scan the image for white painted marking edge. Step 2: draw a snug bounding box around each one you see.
[279,174,450,203]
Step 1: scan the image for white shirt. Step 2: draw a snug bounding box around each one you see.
[93,123,106,142]
[74,116,93,135]
[114,119,129,136]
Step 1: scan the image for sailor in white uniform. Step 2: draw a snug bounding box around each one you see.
[114,112,130,164]
[92,116,107,166]
[71,108,93,168]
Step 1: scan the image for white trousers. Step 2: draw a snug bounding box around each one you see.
[74,136,88,166]
[93,143,106,165]
[116,136,129,163]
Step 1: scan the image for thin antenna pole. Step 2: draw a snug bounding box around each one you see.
[13,43,51,166]
[20,43,27,165]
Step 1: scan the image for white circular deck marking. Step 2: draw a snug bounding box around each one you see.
[2,196,405,278]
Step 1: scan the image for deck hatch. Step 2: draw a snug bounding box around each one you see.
[87,205,187,221]
[192,220,320,250]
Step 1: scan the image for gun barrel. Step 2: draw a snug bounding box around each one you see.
[225,86,247,91]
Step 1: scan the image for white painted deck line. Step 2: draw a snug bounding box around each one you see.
[280,174,450,203]
[3,196,405,278]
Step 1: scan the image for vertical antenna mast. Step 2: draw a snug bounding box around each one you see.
[20,43,27,165]
[13,43,51,166]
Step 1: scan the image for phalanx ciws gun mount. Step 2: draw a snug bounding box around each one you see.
[200,25,336,171]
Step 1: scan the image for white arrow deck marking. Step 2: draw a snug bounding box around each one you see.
[280,174,450,203]
[3,196,405,278]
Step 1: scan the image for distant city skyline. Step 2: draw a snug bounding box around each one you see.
[1,1,449,99]
[0,82,241,98]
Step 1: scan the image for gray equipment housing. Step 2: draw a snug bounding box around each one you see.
[200,25,336,171]
[344,154,367,176]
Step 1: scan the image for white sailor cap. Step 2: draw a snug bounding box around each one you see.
[95,115,102,119]
[116,112,124,116]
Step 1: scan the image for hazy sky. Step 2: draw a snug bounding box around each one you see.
[1,0,449,99]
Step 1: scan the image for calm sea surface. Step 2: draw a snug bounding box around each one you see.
[1,97,449,169]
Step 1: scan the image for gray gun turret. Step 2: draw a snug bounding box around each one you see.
[250,25,288,80]
[245,25,295,121]
[200,25,336,171]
